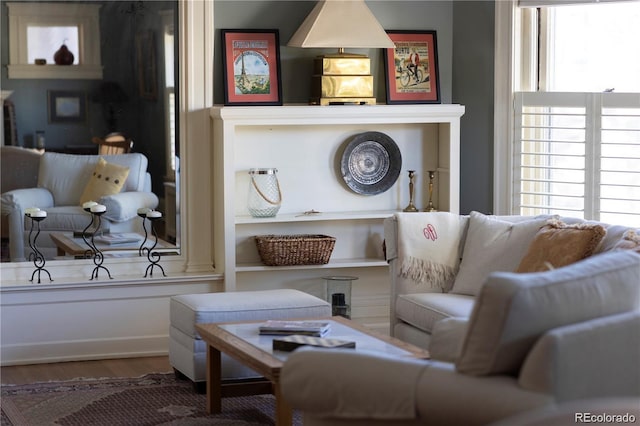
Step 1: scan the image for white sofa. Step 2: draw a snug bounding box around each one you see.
[1,152,158,261]
[281,249,640,425]
[384,211,639,351]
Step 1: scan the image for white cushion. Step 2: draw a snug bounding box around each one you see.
[395,292,474,334]
[101,191,159,222]
[489,397,640,426]
[429,317,468,362]
[37,152,148,206]
[170,289,331,338]
[599,224,639,253]
[450,211,551,296]
[518,311,640,399]
[456,251,640,376]
[282,348,427,420]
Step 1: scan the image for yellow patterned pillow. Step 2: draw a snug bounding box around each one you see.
[79,158,130,205]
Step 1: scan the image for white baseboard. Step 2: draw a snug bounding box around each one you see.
[0,335,170,366]
[0,278,217,366]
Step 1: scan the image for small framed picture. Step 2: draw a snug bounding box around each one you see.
[221,29,283,106]
[384,30,441,104]
[48,90,87,123]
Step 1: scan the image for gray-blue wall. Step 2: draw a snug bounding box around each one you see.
[2,0,495,214]
[213,0,454,104]
[213,0,495,213]
[453,1,495,214]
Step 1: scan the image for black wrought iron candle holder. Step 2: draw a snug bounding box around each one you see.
[26,210,52,283]
[89,205,112,280]
[81,203,97,259]
[137,207,152,256]
[142,211,166,278]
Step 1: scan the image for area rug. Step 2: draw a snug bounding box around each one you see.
[0,373,302,426]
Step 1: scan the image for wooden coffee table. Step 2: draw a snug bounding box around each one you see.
[50,232,177,258]
[195,316,429,426]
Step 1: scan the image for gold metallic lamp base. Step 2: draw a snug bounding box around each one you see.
[311,97,376,106]
[310,54,377,106]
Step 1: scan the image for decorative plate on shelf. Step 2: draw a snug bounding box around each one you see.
[340,131,402,195]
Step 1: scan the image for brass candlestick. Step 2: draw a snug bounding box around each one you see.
[403,170,419,212]
[425,170,437,212]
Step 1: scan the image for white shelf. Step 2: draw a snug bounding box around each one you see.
[212,103,465,125]
[235,210,396,225]
[237,258,389,272]
[7,64,103,79]
[212,104,464,291]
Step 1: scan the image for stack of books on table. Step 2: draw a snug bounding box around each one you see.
[258,320,331,337]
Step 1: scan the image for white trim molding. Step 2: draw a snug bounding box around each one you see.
[493,0,517,215]
[6,2,103,79]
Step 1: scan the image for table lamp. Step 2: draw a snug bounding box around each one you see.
[287,0,394,105]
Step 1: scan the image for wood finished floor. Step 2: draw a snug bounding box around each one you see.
[0,356,172,385]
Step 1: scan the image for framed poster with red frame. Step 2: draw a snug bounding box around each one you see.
[221,29,283,106]
[383,30,440,104]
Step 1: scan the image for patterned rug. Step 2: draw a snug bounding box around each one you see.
[0,373,302,425]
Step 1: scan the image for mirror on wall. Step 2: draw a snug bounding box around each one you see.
[0,0,180,263]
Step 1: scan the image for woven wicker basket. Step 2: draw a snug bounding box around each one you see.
[255,234,336,266]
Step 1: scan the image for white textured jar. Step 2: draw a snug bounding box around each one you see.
[247,168,282,217]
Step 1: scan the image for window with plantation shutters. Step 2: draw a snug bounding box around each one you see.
[513,92,640,226]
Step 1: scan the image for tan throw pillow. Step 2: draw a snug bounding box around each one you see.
[613,229,640,253]
[79,157,130,205]
[516,219,606,273]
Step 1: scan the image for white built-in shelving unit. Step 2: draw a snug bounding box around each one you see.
[211,104,464,324]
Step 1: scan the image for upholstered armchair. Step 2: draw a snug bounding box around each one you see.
[1,152,158,261]
[281,251,640,426]
[1,146,42,245]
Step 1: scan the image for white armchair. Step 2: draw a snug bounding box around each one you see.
[281,251,640,425]
[1,152,158,261]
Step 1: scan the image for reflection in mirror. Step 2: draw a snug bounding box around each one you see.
[0,0,180,264]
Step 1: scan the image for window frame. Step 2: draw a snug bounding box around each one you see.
[160,9,176,181]
[6,2,103,79]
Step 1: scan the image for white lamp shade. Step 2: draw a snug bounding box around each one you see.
[287,0,395,49]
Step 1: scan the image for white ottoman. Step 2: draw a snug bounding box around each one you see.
[169,289,331,389]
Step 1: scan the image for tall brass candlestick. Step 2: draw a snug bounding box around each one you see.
[425,170,437,212]
[403,170,418,212]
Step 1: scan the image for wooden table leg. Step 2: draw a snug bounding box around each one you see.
[206,345,222,414]
[274,382,293,426]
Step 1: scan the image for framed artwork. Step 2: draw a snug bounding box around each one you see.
[48,90,87,123]
[221,29,282,106]
[136,30,158,101]
[383,30,441,104]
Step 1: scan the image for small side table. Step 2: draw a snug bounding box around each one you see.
[323,275,358,319]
